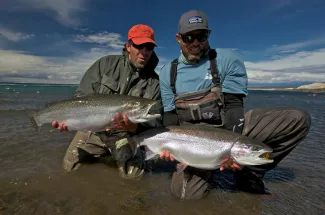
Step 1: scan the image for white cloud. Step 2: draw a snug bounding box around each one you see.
[0,44,168,84]
[73,32,125,49]
[2,46,323,85]
[245,48,325,84]
[0,27,133,84]
[268,37,325,53]
[0,27,35,42]
[154,57,171,74]
[1,30,324,86]
[0,48,121,84]
[2,0,86,27]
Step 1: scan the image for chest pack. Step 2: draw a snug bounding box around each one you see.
[170,49,225,127]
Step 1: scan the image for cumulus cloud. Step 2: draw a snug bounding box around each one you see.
[0,43,167,83]
[1,26,324,86]
[268,37,325,53]
[0,28,35,42]
[154,57,171,74]
[0,25,128,84]
[1,46,324,85]
[245,48,325,84]
[73,32,125,49]
[1,0,86,27]
[0,48,121,84]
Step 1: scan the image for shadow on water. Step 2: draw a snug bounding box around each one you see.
[263,167,297,182]
[131,157,297,195]
[203,166,296,194]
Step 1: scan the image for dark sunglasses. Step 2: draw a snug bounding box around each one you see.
[180,31,209,44]
[129,40,155,51]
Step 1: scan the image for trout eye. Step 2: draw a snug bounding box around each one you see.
[251,145,261,151]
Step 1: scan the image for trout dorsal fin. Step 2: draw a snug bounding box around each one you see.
[26,109,40,133]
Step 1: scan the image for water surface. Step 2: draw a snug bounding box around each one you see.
[0,84,324,215]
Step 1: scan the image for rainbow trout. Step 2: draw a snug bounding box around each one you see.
[28,94,160,132]
[131,124,273,172]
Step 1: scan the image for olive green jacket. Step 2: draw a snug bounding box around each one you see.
[74,50,162,145]
[75,51,160,99]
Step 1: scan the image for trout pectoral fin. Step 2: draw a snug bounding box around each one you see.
[176,163,188,174]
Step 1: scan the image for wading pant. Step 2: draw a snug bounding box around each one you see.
[62,131,146,179]
[63,131,109,171]
[169,107,311,200]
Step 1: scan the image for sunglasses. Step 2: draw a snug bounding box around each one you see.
[129,40,155,51]
[180,31,209,44]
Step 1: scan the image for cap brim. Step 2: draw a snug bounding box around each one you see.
[180,26,209,34]
[132,37,157,46]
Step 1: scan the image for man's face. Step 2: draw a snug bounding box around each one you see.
[126,41,155,70]
[176,30,210,62]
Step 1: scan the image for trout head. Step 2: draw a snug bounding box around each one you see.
[124,99,161,123]
[230,137,274,166]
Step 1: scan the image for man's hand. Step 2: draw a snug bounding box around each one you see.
[219,156,242,171]
[107,113,138,132]
[159,149,175,161]
[52,121,69,131]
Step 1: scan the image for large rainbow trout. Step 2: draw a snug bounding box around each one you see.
[28,94,161,132]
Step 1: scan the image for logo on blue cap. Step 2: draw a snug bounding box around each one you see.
[188,16,203,24]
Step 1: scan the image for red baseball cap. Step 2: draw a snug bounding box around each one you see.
[128,24,157,46]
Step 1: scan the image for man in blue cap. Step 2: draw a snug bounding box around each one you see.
[159,9,311,199]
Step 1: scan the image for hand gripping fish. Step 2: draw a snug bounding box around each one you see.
[129,124,273,173]
[27,94,161,133]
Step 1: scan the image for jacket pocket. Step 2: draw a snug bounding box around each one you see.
[99,74,120,94]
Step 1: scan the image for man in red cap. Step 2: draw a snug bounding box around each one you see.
[52,24,162,179]
[126,24,157,70]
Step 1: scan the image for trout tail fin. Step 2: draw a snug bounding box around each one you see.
[26,109,41,133]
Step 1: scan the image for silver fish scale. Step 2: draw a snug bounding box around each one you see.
[34,94,155,132]
[138,125,238,169]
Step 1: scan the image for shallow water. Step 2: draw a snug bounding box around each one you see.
[0,84,324,215]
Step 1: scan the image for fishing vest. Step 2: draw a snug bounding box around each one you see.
[170,49,225,127]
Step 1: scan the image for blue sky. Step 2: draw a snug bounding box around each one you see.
[0,0,324,86]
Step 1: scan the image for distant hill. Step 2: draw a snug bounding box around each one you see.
[296,82,325,90]
[248,82,325,93]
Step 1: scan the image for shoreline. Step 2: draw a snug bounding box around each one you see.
[2,82,325,93]
[0,82,78,86]
[248,87,325,93]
